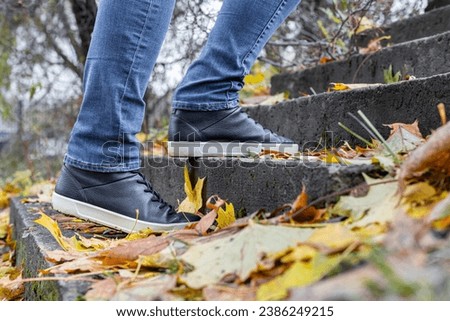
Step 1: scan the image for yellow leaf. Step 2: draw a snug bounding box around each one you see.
[216,202,236,229]
[354,17,376,34]
[329,82,382,91]
[135,132,148,143]
[256,254,343,300]
[34,212,71,251]
[401,182,447,218]
[177,166,205,214]
[307,224,358,251]
[0,208,9,239]
[0,190,9,209]
[280,245,317,263]
[244,72,265,85]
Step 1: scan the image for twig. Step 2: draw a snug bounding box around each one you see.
[268,178,398,224]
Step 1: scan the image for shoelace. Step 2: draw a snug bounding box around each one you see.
[133,171,174,211]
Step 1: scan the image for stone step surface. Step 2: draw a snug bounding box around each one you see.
[250,72,449,147]
[10,198,90,300]
[144,156,378,215]
[355,4,450,47]
[271,31,450,96]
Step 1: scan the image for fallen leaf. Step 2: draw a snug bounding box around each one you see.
[203,284,256,301]
[98,236,170,266]
[34,212,71,251]
[359,36,391,55]
[0,208,9,239]
[256,253,344,300]
[111,274,177,300]
[307,224,359,252]
[244,72,265,85]
[180,221,314,289]
[328,82,382,91]
[288,185,325,223]
[399,121,450,192]
[401,182,447,218]
[331,175,398,227]
[384,121,424,154]
[386,120,423,138]
[0,275,24,301]
[27,181,55,203]
[85,276,120,301]
[177,166,205,214]
[0,191,9,209]
[354,16,376,34]
[216,202,236,229]
[319,56,334,64]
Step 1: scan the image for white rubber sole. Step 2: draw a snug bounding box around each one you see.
[168,141,299,157]
[51,192,189,233]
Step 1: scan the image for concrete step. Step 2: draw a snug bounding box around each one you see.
[144,156,378,215]
[251,72,449,147]
[10,198,91,300]
[271,31,450,96]
[356,5,450,47]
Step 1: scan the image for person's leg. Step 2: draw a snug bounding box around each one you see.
[169,0,301,157]
[52,0,199,232]
[66,0,175,172]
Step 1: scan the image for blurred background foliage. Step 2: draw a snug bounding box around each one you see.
[0,0,431,182]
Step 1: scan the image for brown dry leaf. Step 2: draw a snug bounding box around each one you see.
[98,236,170,266]
[203,284,256,301]
[383,120,424,154]
[85,276,121,300]
[111,274,177,300]
[386,120,423,138]
[319,56,334,64]
[399,121,450,192]
[44,256,107,274]
[358,36,391,55]
[45,250,87,264]
[0,275,24,301]
[288,185,325,223]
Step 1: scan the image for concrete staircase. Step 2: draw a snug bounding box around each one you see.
[10,4,450,299]
[145,6,450,215]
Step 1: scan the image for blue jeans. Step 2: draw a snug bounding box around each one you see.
[65,0,301,172]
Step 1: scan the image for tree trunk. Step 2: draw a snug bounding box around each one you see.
[69,0,97,65]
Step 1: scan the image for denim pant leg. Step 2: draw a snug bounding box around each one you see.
[65,0,175,172]
[172,0,302,111]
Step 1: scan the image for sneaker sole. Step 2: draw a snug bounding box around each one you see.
[51,192,190,233]
[167,141,299,157]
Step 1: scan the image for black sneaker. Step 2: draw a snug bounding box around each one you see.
[168,107,298,157]
[52,165,199,232]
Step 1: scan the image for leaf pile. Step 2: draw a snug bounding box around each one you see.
[3,116,450,301]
